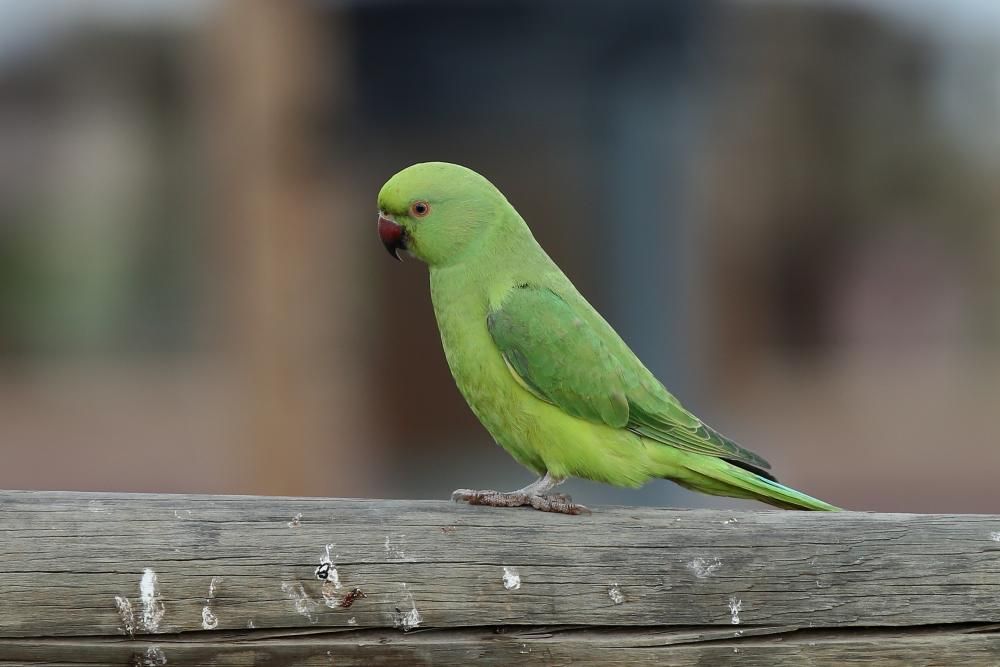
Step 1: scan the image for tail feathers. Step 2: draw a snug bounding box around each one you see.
[681,456,840,512]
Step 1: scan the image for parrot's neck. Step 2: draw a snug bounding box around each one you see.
[428,206,552,322]
[436,207,548,275]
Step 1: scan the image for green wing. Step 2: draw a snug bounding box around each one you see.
[487,285,771,472]
[487,286,630,427]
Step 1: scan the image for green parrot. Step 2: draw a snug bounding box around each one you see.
[377,162,838,514]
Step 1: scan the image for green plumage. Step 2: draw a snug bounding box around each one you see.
[378,162,838,511]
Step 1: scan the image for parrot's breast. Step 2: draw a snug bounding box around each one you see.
[428,269,547,473]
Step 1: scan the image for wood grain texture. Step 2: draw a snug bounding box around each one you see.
[1,490,998,665]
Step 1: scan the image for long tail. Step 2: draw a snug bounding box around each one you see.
[673,454,840,511]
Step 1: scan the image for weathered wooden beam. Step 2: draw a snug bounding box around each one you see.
[1,491,998,665]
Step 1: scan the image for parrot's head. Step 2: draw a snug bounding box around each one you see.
[376,162,507,267]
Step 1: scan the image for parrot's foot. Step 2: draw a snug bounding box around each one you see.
[450,472,589,515]
[450,489,590,515]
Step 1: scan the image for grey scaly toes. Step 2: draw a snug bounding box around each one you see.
[451,488,589,515]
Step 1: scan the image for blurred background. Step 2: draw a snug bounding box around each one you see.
[1,0,998,513]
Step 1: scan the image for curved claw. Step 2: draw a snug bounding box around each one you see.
[452,488,495,503]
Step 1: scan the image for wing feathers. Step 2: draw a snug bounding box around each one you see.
[488,284,770,471]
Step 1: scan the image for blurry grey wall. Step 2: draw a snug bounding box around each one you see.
[0,0,998,512]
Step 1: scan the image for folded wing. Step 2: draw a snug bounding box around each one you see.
[487,285,772,473]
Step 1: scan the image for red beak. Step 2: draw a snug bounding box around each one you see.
[378,215,405,261]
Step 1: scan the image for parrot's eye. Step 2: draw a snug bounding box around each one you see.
[410,201,430,218]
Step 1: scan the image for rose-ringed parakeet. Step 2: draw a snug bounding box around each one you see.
[377,162,838,514]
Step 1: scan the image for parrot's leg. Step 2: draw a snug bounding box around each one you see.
[451,473,590,515]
